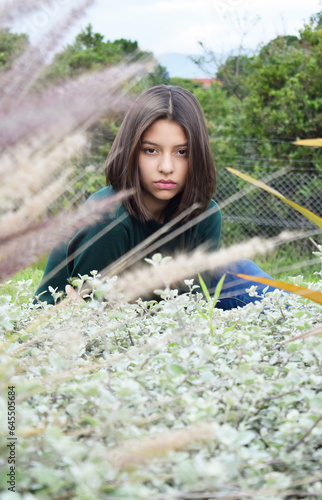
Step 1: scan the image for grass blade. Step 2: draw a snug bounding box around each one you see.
[278,325,322,346]
[293,138,322,147]
[198,273,211,302]
[226,167,322,229]
[235,273,322,305]
[212,274,226,309]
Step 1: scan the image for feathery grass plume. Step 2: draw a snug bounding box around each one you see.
[0,0,65,24]
[0,0,152,284]
[110,423,217,468]
[0,0,95,104]
[105,169,291,279]
[0,190,131,282]
[0,61,147,151]
[0,133,86,210]
[105,233,293,302]
[0,169,72,236]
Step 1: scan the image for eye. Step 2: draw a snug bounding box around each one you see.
[144,147,158,154]
[177,149,188,156]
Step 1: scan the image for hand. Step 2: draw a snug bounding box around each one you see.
[65,285,84,302]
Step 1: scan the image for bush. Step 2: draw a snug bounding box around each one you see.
[0,273,321,498]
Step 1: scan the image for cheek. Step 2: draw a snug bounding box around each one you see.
[137,159,150,187]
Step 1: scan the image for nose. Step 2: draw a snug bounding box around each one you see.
[158,153,174,174]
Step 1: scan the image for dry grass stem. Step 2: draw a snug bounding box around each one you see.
[219,166,291,211]
[0,133,86,209]
[0,190,131,281]
[105,203,201,277]
[0,61,148,151]
[109,423,217,468]
[0,169,72,237]
[36,212,130,290]
[0,0,71,24]
[106,233,293,301]
[0,0,95,103]
[278,325,322,346]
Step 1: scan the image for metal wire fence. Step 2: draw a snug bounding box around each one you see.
[49,162,322,256]
[216,168,322,251]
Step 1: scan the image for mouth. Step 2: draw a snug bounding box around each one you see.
[154,180,176,189]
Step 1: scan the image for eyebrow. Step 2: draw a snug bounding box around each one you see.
[141,140,188,147]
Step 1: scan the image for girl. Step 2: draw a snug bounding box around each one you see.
[35,84,274,308]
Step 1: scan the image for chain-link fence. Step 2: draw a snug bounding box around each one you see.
[216,168,322,251]
[49,162,322,256]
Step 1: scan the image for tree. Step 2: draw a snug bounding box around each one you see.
[192,13,322,173]
[0,28,28,70]
[44,24,168,87]
[169,77,203,93]
[240,19,322,171]
[215,54,252,100]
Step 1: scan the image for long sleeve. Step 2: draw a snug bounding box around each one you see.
[34,242,70,304]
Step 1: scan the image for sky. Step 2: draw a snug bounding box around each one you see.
[14,0,322,58]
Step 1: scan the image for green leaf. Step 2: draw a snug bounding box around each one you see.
[168,342,179,352]
[168,364,185,377]
[198,274,211,303]
[212,274,226,309]
[196,308,208,320]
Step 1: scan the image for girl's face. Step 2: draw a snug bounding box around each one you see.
[138,119,188,222]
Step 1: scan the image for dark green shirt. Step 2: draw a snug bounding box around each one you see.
[35,186,222,304]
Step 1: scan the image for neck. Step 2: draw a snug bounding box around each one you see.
[141,192,169,223]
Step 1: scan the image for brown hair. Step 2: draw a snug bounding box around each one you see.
[105,84,216,223]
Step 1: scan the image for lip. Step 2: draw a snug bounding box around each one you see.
[154,180,176,189]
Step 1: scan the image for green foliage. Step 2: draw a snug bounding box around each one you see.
[0,269,44,305]
[216,54,252,99]
[0,28,28,70]
[241,28,322,169]
[169,77,203,92]
[0,272,321,498]
[255,243,321,283]
[198,273,226,336]
[191,13,322,176]
[44,24,136,79]
[43,24,168,87]
[188,13,322,247]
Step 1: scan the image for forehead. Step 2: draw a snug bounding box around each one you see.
[142,119,187,143]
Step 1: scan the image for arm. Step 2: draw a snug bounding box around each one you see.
[196,201,222,252]
[191,201,222,292]
[34,243,70,304]
[34,213,130,305]
[68,214,130,279]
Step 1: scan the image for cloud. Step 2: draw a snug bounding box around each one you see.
[14,0,322,57]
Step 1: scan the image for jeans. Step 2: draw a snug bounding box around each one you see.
[210,259,277,310]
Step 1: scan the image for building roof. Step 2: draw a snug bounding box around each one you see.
[191,78,220,88]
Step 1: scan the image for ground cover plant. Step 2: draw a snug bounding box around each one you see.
[1,2,322,498]
[0,260,322,499]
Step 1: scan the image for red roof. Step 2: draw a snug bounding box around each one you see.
[191,78,220,88]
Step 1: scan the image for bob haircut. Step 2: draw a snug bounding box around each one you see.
[106,84,216,223]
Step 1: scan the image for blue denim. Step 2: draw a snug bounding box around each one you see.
[210,259,277,310]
